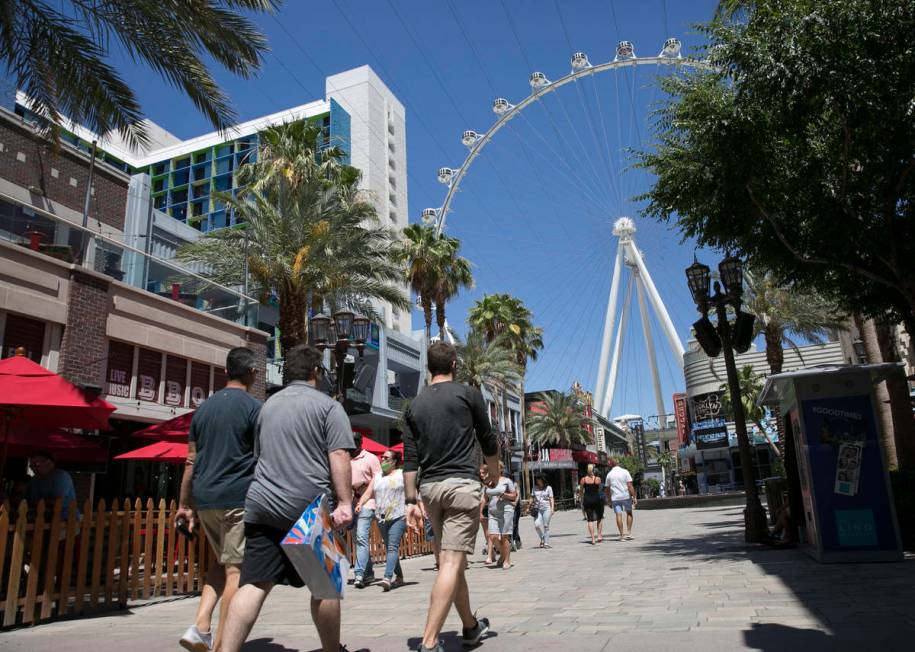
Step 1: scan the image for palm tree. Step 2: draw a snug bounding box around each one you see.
[178,121,408,356]
[467,293,544,368]
[394,224,440,341]
[2,1,275,148]
[743,268,845,374]
[455,332,522,391]
[468,293,544,497]
[433,237,474,339]
[719,365,780,458]
[526,391,591,448]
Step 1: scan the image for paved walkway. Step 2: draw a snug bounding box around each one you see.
[4,504,914,651]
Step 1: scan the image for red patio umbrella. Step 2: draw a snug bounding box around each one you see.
[6,426,109,464]
[133,411,194,441]
[115,441,188,464]
[358,434,389,456]
[0,351,116,479]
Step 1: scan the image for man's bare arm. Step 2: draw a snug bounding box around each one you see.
[328,448,354,529]
[176,442,196,530]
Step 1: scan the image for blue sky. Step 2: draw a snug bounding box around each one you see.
[91,0,722,418]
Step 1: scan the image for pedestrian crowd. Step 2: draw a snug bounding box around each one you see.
[173,341,638,652]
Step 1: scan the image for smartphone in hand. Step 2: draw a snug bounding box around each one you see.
[176,517,196,540]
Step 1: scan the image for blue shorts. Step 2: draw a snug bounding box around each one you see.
[612,499,633,513]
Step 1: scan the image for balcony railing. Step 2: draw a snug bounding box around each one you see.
[0,193,258,327]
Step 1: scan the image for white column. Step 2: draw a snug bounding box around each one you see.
[635,269,667,419]
[602,273,634,417]
[595,242,625,415]
[625,242,685,365]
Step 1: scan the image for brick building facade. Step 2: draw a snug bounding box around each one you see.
[0,116,128,230]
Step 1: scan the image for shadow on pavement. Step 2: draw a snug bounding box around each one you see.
[406,629,497,651]
[743,622,911,651]
[641,509,915,639]
[243,637,298,651]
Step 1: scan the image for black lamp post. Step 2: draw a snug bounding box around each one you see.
[309,310,370,402]
[685,255,769,543]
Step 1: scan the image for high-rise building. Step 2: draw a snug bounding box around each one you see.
[13,65,410,334]
[1,65,423,445]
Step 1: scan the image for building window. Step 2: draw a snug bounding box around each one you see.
[389,193,397,207]
[388,158,396,170]
[388,175,396,190]
[389,210,397,223]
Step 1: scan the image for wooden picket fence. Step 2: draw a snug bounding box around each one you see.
[0,498,433,629]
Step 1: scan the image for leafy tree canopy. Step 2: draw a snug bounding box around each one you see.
[638,0,915,332]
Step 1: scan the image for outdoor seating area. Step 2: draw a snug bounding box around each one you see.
[0,497,434,629]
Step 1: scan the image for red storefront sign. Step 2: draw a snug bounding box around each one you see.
[673,392,689,444]
[572,450,598,464]
[546,448,573,462]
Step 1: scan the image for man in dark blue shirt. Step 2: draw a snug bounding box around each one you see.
[177,347,261,652]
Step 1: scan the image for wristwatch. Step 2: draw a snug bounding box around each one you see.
[405,497,417,505]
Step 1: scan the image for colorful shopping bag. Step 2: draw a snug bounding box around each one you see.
[281,494,351,599]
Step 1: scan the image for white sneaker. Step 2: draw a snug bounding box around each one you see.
[179,625,213,652]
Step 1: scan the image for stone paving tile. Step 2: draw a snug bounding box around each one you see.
[3,505,915,651]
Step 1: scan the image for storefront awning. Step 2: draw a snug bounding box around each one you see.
[572,450,598,464]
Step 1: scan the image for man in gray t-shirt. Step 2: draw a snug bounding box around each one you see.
[220,345,355,652]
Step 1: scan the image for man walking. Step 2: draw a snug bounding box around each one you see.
[177,347,261,652]
[351,431,381,588]
[218,345,354,652]
[403,342,500,652]
[604,458,637,541]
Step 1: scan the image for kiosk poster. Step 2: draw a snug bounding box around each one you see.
[800,395,899,554]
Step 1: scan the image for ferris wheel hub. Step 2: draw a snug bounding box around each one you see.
[613,216,637,241]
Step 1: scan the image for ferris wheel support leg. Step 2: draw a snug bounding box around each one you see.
[624,242,685,366]
[602,272,634,418]
[595,241,625,415]
[635,267,667,420]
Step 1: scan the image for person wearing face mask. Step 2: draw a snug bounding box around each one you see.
[358,449,406,591]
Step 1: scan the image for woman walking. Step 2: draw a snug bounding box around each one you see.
[580,464,604,544]
[483,461,517,569]
[357,450,406,591]
[531,476,554,548]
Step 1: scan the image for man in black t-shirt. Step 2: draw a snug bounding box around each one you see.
[176,347,261,652]
[404,342,500,652]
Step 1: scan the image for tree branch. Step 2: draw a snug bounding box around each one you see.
[746,184,899,290]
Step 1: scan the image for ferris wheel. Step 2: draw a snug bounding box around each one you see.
[421,36,712,420]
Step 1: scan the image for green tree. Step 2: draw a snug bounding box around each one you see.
[744,269,845,374]
[433,239,474,339]
[467,293,543,369]
[455,331,521,391]
[637,0,915,342]
[2,1,277,148]
[617,455,645,477]
[393,225,473,341]
[178,121,408,356]
[526,391,590,448]
[719,365,780,458]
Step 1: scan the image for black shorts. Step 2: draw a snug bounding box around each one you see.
[239,522,305,588]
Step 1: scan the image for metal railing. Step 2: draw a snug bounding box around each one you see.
[0,193,258,327]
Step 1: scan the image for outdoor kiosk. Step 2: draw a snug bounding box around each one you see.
[759,364,903,562]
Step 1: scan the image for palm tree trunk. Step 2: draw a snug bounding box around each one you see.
[764,324,784,374]
[857,316,900,469]
[422,296,433,342]
[278,289,308,385]
[435,297,446,339]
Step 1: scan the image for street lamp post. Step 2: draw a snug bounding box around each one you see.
[685,255,769,543]
[309,310,370,403]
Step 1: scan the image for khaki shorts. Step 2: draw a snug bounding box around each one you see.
[198,508,246,565]
[420,479,482,554]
